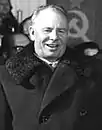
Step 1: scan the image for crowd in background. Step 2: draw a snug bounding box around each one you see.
[0,2,33,130]
[0,7,33,65]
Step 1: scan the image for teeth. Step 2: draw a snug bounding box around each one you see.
[46,44,58,48]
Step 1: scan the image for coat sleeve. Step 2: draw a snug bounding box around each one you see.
[0,82,13,130]
[0,83,6,130]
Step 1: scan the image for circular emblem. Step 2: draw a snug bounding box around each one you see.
[68,10,90,42]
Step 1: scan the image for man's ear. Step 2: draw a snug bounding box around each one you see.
[29,26,35,41]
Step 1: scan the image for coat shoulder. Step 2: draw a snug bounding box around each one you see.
[4,50,42,84]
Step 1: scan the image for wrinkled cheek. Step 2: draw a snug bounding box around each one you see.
[34,41,42,55]
[59,45,66,56]
[61,38,67,50]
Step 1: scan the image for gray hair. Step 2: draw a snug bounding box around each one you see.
[31,4,68,25]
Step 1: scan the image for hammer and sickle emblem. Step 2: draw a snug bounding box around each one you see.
[68,10,90,42]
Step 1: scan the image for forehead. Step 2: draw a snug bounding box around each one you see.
[34,8,68,28]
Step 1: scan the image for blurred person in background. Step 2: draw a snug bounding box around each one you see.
[0,1,19,130]
[19,15,32,39]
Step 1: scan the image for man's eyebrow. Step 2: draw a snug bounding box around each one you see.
[42,27,67,30]
[42,27,53,30]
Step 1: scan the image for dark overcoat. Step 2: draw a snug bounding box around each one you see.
[0,47,102,130]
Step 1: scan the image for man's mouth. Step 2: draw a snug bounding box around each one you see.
[46,44,59,49]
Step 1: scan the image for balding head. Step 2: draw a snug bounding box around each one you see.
[29,4,69,62]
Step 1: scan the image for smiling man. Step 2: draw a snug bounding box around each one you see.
[0,4,102,130]
[29,5,69,63]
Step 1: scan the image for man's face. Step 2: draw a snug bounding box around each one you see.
[31,8,68,61]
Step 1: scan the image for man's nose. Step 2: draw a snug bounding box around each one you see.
[49,30,59,40]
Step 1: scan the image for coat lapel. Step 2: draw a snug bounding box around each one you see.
[39,61,78,123]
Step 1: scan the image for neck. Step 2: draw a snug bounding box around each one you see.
[39,56,59,63]
[35,53,59,63]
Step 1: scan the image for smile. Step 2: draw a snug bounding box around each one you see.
[46,44,59,48]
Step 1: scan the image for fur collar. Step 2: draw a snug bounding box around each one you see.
[5,47,74,85]
[5,51,42,84]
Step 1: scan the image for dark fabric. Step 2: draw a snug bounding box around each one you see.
[0,86,6,130]
[0,11,19,35]
[0,84,13,130]
[0,56,5,65]
[0,44,102,130]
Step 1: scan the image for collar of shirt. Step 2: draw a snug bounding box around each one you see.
[38,57,59,68]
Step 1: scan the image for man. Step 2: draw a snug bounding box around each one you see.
[0,4,101,130]
[0,33,31,62]
[19,15,32,39]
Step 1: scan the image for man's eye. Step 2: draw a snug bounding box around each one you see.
[43,29,52,33]
[58,30,67,34]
